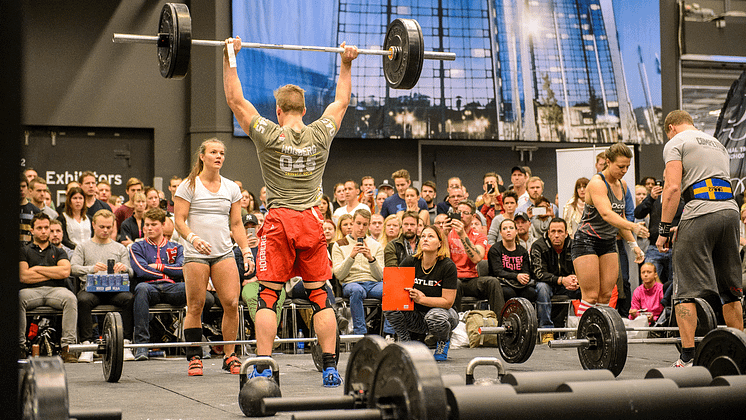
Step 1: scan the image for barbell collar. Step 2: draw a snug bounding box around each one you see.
[292,408,384,420]
[262,395,357,412]
[112,33,456,61]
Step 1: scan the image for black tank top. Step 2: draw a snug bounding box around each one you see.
[576,173,624,240]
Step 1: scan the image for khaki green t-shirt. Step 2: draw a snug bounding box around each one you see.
[248,115,337,211]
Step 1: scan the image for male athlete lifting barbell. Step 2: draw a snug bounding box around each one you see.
[222,36,358,387]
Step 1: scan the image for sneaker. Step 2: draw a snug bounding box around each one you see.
[123,339,135,361]
[671,358,693,368]
[60,348,77,363]
[134,347,148,361]
[384,335,396,344]
[248,366,273,379]
[433,340,450,362]
[78,341,94,363]
[188,356,203,376]
[222,353,241,374]
[541,332,554,344]
[322,367,342,388]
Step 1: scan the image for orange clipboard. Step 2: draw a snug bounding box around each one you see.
[383,267,415,311]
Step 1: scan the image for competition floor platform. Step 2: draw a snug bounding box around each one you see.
[64,342,684,419]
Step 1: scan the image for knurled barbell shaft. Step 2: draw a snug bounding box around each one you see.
[479,325,704,335]
[548,336,704,349]
[112,33,456,61]
[68,334,364,352]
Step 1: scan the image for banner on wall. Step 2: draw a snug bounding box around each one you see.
[231,0,662,143]
[714,70,746,195]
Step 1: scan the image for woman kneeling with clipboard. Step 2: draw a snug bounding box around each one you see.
[383,225,458,361]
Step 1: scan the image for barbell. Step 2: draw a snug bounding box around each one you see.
[66,312,364,383]
[112,3,456,89]
[263,339,746,420]
[478,297,720,376]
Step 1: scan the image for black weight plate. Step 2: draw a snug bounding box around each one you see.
[344,335,388,396]
[576,306,627,377]
[498,297,537,363]
[158,3,192,79]
[694,328,746,377]
[383,18,424,90]
[670,297,717,352]
[310,326,341,372]
[20,357,69,420]
[102,311,124,383]
[368,342,448,420]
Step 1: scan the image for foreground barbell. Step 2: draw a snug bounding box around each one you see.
[479,297,719,376]
[67,312,364,383]
[113,3,455,88]
[267,339,746,420]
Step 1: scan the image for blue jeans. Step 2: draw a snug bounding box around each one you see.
[645,246,673,285]
[342,281,394,335]
[133,281,186,344]
[536,282,581,328]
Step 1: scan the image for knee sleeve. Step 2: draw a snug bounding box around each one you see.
[306,284,334,314]
[257,284,282,313]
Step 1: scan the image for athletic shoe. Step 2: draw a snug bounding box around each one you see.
[188,356,203,376]
[134,347,148,361]
[123,339,136,361]
[222,353,241,374]
[433,340,450,361]
[322,367,342,388]
[541,332,554,344]
[78,341,94,363]
[384,335,396,344]
[671,358,693,368]
[248,366,273,379]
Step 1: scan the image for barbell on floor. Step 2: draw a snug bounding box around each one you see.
[478,297,720,376]
[113,3,455,88]
[262,338,746,420]
[66,312,364,383]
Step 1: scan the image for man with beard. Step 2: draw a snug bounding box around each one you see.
[384,211,420,267]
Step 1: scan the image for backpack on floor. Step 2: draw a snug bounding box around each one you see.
[465,310,498,348]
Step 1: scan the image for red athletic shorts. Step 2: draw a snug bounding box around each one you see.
[255,207,332,283]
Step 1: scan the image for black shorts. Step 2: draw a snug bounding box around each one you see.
[673,209,743,304]
[571,231,617,260]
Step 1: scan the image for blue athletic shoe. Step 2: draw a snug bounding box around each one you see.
[322,367,342,388]
[433,340,450,361]
[248,366,272,379]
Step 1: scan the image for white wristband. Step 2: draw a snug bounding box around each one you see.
[186,232,195,243]
[226,38,237,68]
[627,241,637,249]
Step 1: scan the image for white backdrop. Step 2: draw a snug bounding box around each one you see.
[555,146,636,214]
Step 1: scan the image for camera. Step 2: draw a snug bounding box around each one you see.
[486,183,495,194]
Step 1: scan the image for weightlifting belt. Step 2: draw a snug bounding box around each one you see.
[682,177,733,202]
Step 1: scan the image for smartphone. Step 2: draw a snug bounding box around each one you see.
[449,212,461,221]
[357,237,364,245]
[246,227,256,238]
[486,183,495,194]
[532,207,547,216]
[655,180,663,188]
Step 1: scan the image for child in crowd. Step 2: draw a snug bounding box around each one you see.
[629,262,664,325]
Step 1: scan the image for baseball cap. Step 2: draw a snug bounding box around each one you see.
[378,179,394,190]
[242,214,259,226]
[513,212,530,222]
[511,166,527,175]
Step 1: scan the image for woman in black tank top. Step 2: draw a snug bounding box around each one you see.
[572,144,648,315]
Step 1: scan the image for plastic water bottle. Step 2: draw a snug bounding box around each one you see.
[297,329,305,354]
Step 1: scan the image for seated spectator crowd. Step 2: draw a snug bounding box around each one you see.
[20,164,684,361]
